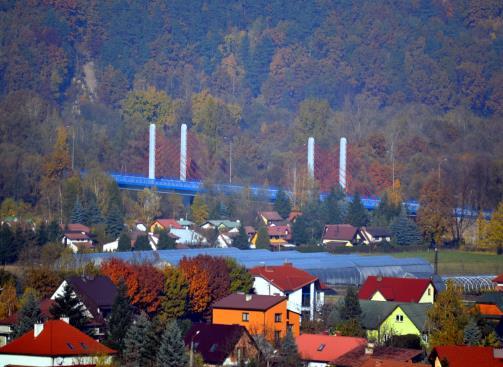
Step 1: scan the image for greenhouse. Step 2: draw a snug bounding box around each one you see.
[77,248,434,286]
[443,275,496,294]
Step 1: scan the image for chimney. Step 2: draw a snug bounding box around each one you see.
[148,123,156,179]
[365,342,375,355]
[245,294,252,302]
[34,323,44,337]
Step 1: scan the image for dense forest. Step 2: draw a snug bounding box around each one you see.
[0,0,502,215]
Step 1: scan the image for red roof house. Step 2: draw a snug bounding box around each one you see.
[322,224,364,246]
[250,263,323,320]
[150,218,183,232]
[296,334,366,365]
[358,276,435,303]
[430,346,503,367]
[0,319,116,366]
[258,211,284,225]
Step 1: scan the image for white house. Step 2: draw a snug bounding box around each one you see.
[249,263,325,321]
[0,319,116,366]
[170,228,207,246]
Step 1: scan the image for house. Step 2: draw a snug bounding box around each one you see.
[169,228,208,246]
[493,274,503,292]
[258,211,284,226]
[360,227,392,244]
[0,299,54,347]
[150,218,183,232]
[476,292,503,319]
[295,334,366,367]
[322,224,365,246]
[250,263,324,320]
[333,345,425,367]
[201,220,241,232]
[360,300,432,344]
[50,275,117,338]
[178,218,194,228]
[0,319,116,366]
[61,223,93,253]
[212,293,300,344]
[250,225,292,248]
[358,276,435,303]
[429,346,503,367]
[184,323,259,366]
[245,226,256,240]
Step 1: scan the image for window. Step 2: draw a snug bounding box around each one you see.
[427,288,431,296]
[395,314,404,322]
[274,313,282,323]
[242,312,249,322]
[79,342,88,350]
[66,342,74,350]
[317,344,326,352]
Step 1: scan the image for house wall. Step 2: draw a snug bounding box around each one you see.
[0,354,114,366]
[212,300,298,342]
[370,291,387,302]
[418,284,435,303]
[375,306,421,341]
[222,332,259,365]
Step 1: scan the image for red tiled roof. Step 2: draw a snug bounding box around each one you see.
[267,225,291,240]
[152,219,183,230]
[65,223,91,233]
[431,346,503,367]
[259,211,283,221]
[250,264,318,292]
[0,320,116,356]
[361,358,430,367]
[323,224,357,241]
[296,334,366,363]
[212,293,286,311]
[358,276,432,303]
[493,274,503,283]
[333,346,423,367]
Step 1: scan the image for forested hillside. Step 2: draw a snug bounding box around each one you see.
[0,0,502,212]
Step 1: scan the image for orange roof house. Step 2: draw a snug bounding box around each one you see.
[358,276,435,303]
[150,218,183,232]
[0,319,116,366]
[476,292,503,319]
[212,293,300,345]
[258,211,284,225]
[296,334,366,365]
[430,346,503,367]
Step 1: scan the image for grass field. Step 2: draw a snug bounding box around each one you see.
[390,250,503,276]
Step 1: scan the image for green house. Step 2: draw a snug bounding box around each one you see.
[360,300,432,345]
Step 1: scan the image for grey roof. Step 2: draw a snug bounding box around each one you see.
[75,248,433,286]
[360,300,432,331]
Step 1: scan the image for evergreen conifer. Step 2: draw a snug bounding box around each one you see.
[106,205,124,239]
[463,318,482,346]
[274,190,292,219]
[157,229,176,250]
[339,286,362,321]
[345,192,369,227]
[0,224,15,264]
[106,282,133,352]
[36,222,48,246]
[47,220,62,242]
[13,292,41,338]
[134,235,151,251]
[70,199,85,224]
[49,283,89,331]
[233,225,249,249]
[118,233,132,251]
[156,320,188,367]
[255,226,271,249]
[277,328,302,367]
[390,209,422,246]
[123,312,157,367]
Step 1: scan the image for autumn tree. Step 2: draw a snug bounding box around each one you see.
[417,176,454,245]
[24,268,62,299]
[293,99,332,145]
[0,283,18,319]
[190,195,209,225]
[484,201,503,253]
[122,86,178,127]
[135,188,161,226]
[160,267,188,322]
[427,281,468,348]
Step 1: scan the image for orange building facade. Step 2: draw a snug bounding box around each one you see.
[212,293,300,344]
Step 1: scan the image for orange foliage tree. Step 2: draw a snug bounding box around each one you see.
[100,259,164,314]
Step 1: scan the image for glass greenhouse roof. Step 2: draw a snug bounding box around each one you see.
[77,248,434,286]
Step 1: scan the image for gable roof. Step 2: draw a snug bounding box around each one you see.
[64,232,91,241]
[430,346,503,367]
[361,358,430,367]
[184,323,254,365]
[250,264,317,292]
[64,223,91,233]
[296,334,366,363]
[358,276,433,303]
[267,225,291,239]
[477,292,503,316]
[66,275,117,311]
[323,224,358,241]
[360,300,431,331]
[363,227,392,238]
[152,219,182,230]
[203,220,241,229]
[0,320,116,356]
[259,211,283,221]
[212,293,286,311]
[333,346,424,367]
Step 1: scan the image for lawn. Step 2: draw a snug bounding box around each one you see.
[390,250,503,276]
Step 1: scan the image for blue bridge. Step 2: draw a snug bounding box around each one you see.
[110,172,422,214]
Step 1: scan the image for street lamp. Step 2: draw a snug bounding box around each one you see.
[189,330,200,367]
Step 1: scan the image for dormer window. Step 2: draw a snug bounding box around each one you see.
[317,343,326,351]
[66,342,74,350]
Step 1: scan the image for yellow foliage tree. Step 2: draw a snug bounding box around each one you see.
[0,283,18,319]
[190,195,208,225]
[485,201,503,253]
